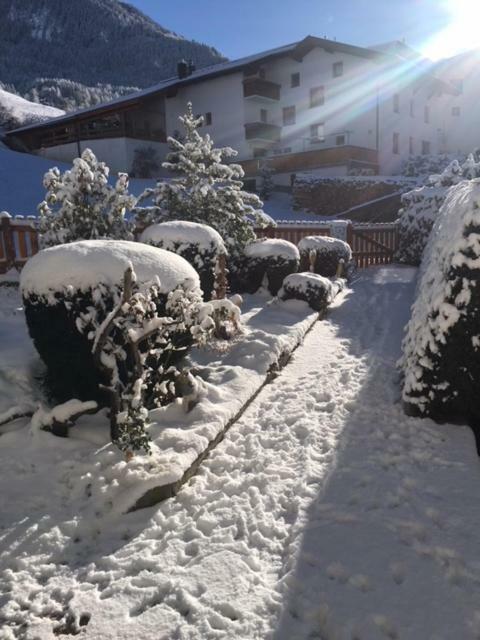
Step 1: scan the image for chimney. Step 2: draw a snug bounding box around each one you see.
[177,59,189,79]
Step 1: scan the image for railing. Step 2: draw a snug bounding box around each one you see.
[243,77,281,101]
[244,122,281,143]
[0,218,398,275]
[0,215,39,273]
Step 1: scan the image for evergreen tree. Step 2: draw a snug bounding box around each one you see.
[39,148,136,246]
[136,103,271,254]
[259,161,274,201]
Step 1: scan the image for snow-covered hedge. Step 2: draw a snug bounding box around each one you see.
[395,185,448,265]
[140,220,226,301]
[279,272,341,311]
[21,240,201,403]
[242,238,300,296]
[396,157,480,265]
[298,235,352,277]
[400,179,480,422]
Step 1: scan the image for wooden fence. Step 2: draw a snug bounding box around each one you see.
[0,215,39,274]
[0,216,398,275]
[257,221,398,268]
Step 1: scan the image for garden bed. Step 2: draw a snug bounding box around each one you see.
[0,287,346,514]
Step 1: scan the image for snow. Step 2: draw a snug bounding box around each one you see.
[298,234,353,258]
[244,238,299,261]
[0,88,64,124]
[20,240,200,298]
[3,266,480,638]
[140,220,226,253]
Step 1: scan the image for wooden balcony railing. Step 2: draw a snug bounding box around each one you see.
[243,77,281,101]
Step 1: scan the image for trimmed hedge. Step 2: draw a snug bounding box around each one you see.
[278,272,337,312]
[298,236,352,278]
[244,239,300,296]
[140,221,226,301]
[21,240,201,404]
[401,180,480,423]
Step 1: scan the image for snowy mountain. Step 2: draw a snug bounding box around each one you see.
[0,0,225,110]
[0,88,64,130]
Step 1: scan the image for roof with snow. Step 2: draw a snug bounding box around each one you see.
[5,35,448,138]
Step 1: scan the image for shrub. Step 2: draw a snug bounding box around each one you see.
[140,220,226,301]
[39,148,135,246]
[21,240,201,404]
[278,272,337,311]
[400,180,480,423]
[244,238,300,295]
[298,235,352,277]
[135,103,271,257]
[396,156,480,265]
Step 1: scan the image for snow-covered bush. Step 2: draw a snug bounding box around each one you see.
[21,240,201,404]
[279,272,338,312]
[135,103,271,256]
[243,238,300,296]
[298,235,352,277]
[140,220,227,301]
[400,179,480,422]
[401,153,458,178]
[396,156,480,265]
[39,148,135,247]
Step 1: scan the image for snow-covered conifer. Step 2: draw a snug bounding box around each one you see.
[259,162,274,201]
[39,148,136,247]
[136,103,271,255]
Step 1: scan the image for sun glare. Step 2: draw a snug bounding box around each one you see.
[423,0,480,60]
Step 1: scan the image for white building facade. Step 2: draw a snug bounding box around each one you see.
[6,36,458,181]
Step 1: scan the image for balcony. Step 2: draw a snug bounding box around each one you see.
[244,122,281,146]
[243,77,281,101]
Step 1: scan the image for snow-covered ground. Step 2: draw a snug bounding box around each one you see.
[2,266,480,639]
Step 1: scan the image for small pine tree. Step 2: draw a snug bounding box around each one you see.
[259,162,274,201]
[39,148,136,247]
[136,103,271,255]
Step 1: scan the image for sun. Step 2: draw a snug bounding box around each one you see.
[422,0,480,60]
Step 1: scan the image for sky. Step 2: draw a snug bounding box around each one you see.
[126,0,478,61]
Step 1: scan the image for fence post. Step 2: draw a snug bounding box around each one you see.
[346,222,354,248]
[1,216,16,271]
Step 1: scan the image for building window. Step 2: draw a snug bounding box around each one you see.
[424,105,430,124]
[260,108,268,123]
[258,68,266,79]
[310,86,325,108]
[409,136,414,155]
[393,132,399,154]
[205,112,212,126]
[452,106,461,116]
[410,100,414,117]
[393,94,400,113]
[422,140,431,155]
[253,147,267,158]
[333,61,344,77]
[336,134,346,146]
[291,72,300,88]
[310,123,325,143]
[283,105,296,126]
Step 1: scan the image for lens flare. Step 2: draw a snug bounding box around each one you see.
[422,0,480,60]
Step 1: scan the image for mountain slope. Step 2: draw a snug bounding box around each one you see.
[0,88,64,130]
[0,0,225,109]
